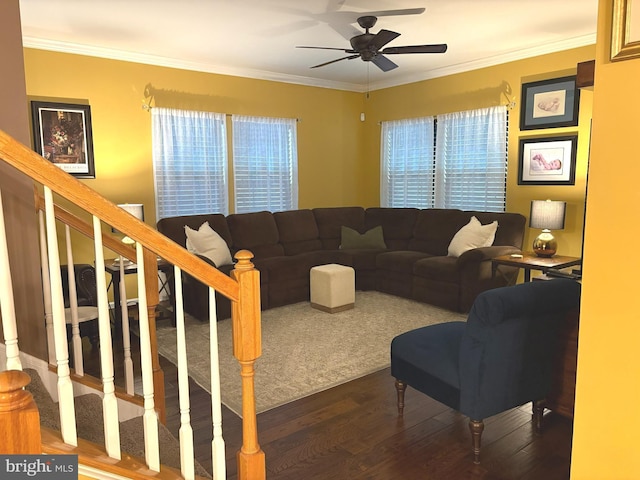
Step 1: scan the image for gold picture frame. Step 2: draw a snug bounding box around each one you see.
[611,0,640,60]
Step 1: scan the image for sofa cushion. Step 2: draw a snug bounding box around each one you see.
[447,216,498,257]
[184,221,233,267]
[274,209,323,255]
[413,256,459,283]
[376,250,434,274]
[471,211,526,249]
[340,225,386,250]
[227,211,284,259]
[409,209,469,255]
[157,214,232,249]
[313,207,366,250]
[365,207,419,250]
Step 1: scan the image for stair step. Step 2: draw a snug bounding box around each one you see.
[24,368,211,478]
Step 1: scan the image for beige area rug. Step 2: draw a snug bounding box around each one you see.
[155,291,467,416]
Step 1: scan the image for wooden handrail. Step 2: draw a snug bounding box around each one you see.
[0,129,238,303]
[35,193,136,261]
[1,128,266,479]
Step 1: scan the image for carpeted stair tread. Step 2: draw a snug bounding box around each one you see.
[24,369,211,478]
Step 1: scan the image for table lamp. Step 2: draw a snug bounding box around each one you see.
[114,203,144,262]
[529,200,566,257]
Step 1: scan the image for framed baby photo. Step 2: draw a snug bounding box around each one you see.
[31,100,96,178]
[518,135,577,185]
[520,76,580,130]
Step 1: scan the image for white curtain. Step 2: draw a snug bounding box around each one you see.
[380,116,435,208]
[435,106,507,212]
[152,108,228,218]
[232,115,298,213]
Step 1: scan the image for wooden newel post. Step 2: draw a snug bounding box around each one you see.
[0,370,41,453]
[231,250,266,480]
[142,247,166,424]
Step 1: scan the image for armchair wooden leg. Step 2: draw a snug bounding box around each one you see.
[532,399,547,433]
[469,419,484,465]
[395,379,407,416]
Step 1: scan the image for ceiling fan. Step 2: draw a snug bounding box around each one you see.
[297,15,447,72]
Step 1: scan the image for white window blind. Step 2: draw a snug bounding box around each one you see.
[380,106,507,212]
[435,106,508,212]
[152,108,228,218]
[232,115,298,213]
[380,117,435,208]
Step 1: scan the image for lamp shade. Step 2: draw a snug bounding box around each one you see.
[117,203,144,221]
[529,200,566,230]
[112,203,144,234]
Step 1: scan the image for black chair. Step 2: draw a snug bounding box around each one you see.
[391,278,581,464]
[61,264,99,349]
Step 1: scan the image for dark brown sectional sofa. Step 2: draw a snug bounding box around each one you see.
[157,207,526,321]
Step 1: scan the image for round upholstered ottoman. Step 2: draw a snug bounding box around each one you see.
[310,264,355,313]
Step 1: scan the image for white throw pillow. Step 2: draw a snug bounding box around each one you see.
[184,222,233,267]
[447,216,498,257]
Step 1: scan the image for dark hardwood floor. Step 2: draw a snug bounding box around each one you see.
[159,359,573,480]
[84,318,573,480]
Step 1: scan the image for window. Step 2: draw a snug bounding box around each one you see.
[380,117,435,208]
[152,108,228,218]
[381,106,508,212]
[435,106,508,212]
[232,115,298,213]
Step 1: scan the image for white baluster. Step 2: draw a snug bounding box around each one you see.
[209,287,226,480]
[0,188,21,371]
[119,257,134,395]
[93,215,121,459]
[174,265,195,480]
[39,210,55,365]
[65,225,84,375]
[135,243,160,471]
[43,186,77,445]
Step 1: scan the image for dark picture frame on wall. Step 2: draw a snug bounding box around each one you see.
[31,101,95,178]
[518,135,577,186]
[520,76,580,130]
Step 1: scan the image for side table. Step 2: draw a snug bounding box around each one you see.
[491,252,581,283]
[104,258,174,332]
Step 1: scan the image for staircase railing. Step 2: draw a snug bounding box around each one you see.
[0,129,265,479]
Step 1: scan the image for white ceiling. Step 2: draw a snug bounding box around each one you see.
[18,0,598,92]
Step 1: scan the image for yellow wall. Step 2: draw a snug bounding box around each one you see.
[364,46,595,258]
[23,49,365,226]
[571,0,640,478]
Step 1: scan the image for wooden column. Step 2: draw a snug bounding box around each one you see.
[231,250,266,480]
[0,370,41,453]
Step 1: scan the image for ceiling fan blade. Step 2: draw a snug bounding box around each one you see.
[371,54,398,72]
[382,44,448,55]
[367,8,426,17]
[310,55,359,69]
[369,29,401,51]
[297,46,357,53]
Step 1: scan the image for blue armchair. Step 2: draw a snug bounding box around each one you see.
[391,278,581,464]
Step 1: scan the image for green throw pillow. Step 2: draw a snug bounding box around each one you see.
[340,225,387,250]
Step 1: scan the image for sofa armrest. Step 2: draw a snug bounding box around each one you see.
[455,245,522,268]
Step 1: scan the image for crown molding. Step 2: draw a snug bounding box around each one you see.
[368,33,597,92]
[23,33,596,94]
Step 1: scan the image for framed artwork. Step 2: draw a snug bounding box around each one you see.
[518,135,577,186]
[611,0,640,60]
[520,76,580,130]
[31,101,95,178]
